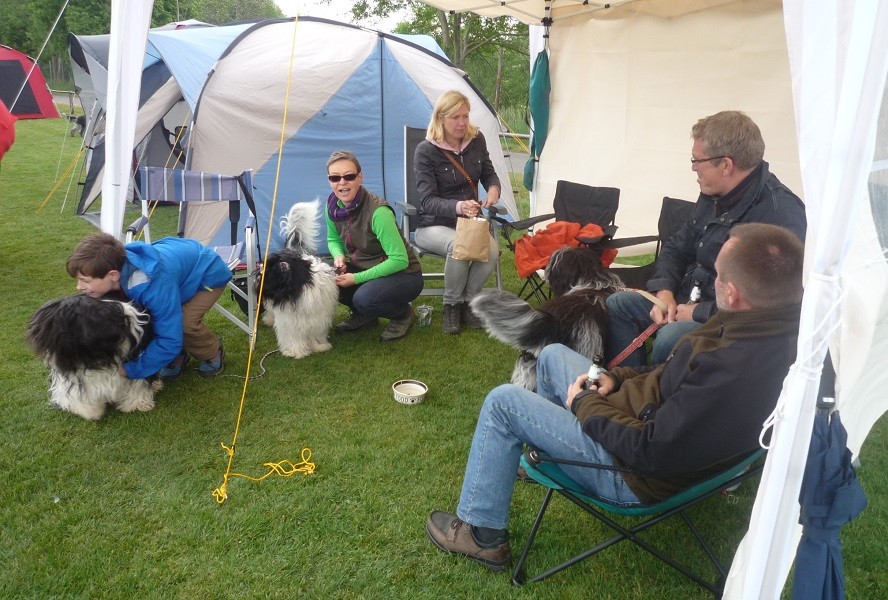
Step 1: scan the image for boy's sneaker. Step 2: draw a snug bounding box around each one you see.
[158,352,189,380]
[198,341,224,379]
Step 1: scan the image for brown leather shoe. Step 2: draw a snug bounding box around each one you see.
[426,510,511,573]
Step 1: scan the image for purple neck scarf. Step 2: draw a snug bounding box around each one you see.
[327,188,364,222]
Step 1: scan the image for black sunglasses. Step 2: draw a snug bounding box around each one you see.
[328,173,360,183]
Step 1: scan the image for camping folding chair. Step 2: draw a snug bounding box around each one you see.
[395,125,502,296]
[126,166,259,344]
[513,448,766,596]
[492,180,620,303]
[608,196,696,289]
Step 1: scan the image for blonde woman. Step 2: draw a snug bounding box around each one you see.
[413,90,501,334]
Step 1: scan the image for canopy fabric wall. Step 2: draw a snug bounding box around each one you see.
[538,6,800,240]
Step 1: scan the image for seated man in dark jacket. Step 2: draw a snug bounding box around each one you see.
[606,110,806,366]
[426,223,803,573]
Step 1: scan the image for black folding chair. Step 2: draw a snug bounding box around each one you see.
[608,196,696,289]
[492,180,620,303]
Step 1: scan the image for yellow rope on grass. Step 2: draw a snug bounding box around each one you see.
[212,15,312,504]
[213,448,316,503]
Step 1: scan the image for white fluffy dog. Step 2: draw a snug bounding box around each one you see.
[26,295,161,421]
[256,200,339,358]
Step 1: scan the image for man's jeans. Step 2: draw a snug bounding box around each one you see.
[605,291,702,366]
[455,344,641,530]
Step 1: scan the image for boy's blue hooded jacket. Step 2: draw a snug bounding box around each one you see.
[120,237,231,379]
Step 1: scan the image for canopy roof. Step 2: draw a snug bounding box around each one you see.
[420,0,780,25]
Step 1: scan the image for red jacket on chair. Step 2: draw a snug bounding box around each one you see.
[514,221,617,278]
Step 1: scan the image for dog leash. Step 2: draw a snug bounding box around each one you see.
[606,289,668,370]
[607,322,662,370]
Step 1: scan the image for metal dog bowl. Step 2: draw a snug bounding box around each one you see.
[392,380,428,405]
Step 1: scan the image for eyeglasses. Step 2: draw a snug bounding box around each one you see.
[328,173,360,183]
[690,155,728,164]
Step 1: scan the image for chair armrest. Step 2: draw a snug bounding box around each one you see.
[605,234,659,250]
[493,212,555,234]
[125,215,150,242]
[392,199,417,216]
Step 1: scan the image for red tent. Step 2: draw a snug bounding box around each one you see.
[0,99,14,159]
[0,45,60,120]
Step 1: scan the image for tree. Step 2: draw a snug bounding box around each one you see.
[349,1,528,115]
[0,0,284,87]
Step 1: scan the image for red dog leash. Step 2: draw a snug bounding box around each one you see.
[606,288,668,370]
[607,321,662,370]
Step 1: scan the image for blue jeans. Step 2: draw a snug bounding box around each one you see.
[456,344,641,530]
[338,269,424,320]
[414,225,499,305]
[605,291,702,366]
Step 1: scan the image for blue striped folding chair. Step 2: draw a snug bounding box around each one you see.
[128,166,259,344]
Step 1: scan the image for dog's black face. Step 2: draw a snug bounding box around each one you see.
[255,247,319,307]
[26,295,150,373]
[545,246,624,297]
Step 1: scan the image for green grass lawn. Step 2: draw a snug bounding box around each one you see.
[1,117,886,599]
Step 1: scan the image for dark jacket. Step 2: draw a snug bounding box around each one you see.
[571,303,801,503]
[413,133,501,228]
[647,161,806,321]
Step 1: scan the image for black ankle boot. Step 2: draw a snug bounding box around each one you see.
[443,303,462,335]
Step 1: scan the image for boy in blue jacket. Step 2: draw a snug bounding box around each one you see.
[66,232,232,379]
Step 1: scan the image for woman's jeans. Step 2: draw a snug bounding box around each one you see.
[605,290,702,366]
[338,269,424,320]
[455,344,641,530]
[414,225,498,305]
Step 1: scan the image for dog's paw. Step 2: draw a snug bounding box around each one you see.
[312,340,332,353]
[281,346,310,359]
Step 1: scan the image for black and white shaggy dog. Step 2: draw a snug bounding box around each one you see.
[25,295,161,420]
[255,199,339,359]
[470,245,624,390]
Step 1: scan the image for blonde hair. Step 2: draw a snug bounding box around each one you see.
[426,90,479,143]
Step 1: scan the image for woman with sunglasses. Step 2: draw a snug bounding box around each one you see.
[325,150,424,342]
[413,90,501,334]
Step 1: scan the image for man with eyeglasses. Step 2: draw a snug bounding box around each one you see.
[605,110,806,366]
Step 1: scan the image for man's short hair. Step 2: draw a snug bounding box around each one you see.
[691,110,765,170]
[66,232,126,278]
[721,223,804,309]
[326,150,362,173]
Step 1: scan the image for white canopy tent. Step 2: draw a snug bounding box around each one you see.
[419,0,888,597]
[101,0,888,595]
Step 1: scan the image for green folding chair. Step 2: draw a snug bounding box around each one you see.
[513,448,766,596]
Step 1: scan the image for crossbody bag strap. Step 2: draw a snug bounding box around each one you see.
[440,148,478,197]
